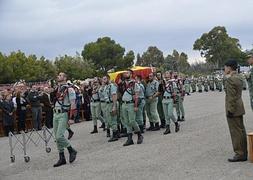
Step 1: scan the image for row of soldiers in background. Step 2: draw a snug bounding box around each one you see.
[183,75,248,94]
[88,70,185,146]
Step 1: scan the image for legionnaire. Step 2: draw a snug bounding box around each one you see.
[156,71,166,128]
[209,76,215,91]
[246,55,253,110]
[52,72,77,167]
[90,78,105,134]
[184,76,191,96]
[217,76,223,92]
[173,72,185,122]
[203,78,209,92]
[224,60,247,162]
[121,70,143,146]
[191,78,197,93]
[135,75,146,133]
[98,80,110,137]
[159,71,180,135]
[103,75,119,142]
[145,73,160,131]
[197,78,203,93]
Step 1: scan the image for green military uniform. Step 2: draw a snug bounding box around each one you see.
[90,84,104,133]
[191,79,196,93]
[98,85,108,135]
[173,78,185,121]
[135,81,146,133]
[203,79,209,92]
[209,77,215,91]
[104,82,119,142]
[145,79,160,130]
[197,79,203,93]
[246,68,253,110]
[160,79,179,134]
[184,78,191,95]
[225,72,247,160]
[217,77,223,92]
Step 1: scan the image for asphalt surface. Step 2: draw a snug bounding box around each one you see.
[0,91,253,180]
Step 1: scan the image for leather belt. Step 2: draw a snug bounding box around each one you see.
[163,96,171,99]
[53,109,68,113]
[122,101,134,104]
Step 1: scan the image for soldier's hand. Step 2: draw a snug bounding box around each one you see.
[134,107,138,112]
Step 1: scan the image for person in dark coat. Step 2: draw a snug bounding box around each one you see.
[0,93,15,136]
[16,91,28,132]
[40,87,53,128]
[82,83,92,121]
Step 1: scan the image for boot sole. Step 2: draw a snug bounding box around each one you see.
[69,151,77,163]
[53,161,66,167]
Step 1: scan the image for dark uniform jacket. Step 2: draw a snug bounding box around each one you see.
[0,100,15,126]
[225,72,245,117]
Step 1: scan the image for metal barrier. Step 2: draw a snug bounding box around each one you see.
[8,126,54,163]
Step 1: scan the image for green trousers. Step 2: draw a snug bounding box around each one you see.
[135,99,145,126]
[184,84,191,94]
[227,116,247,157]
[91,102,103,126]
[162,99,177,125]
[100,102,107,126]
[145,98,159,123]
[157,95,165,122]
[175,95,185,118]
[121,103,140,134]
[104,103,118,131]
[53,112,70,153]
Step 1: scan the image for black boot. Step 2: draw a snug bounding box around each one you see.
[137,132,144,144]
[160,119,166,128]
[120,128,128,137]
[99,122,105,129]
[108,131,119,142]
[175,122,180,132]
[163,125,171,135]
[139,125,144,134]
[146,122,154,131]
[53,152,66,167]
[67,146,77,163]
[181,116,185,122]
[90,125,98,134]
[67,128,74,140]
[152,123,160,131]
[106,128,111,137]
[123,133,134,146]
[177,116,181,122]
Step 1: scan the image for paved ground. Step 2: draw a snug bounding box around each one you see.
[0,91,253,180]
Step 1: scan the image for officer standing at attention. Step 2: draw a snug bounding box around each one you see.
[121,70,143,146]
[145,73,160,131]
[90,78,105,134]
[159,71,180,135]
[156,72,165,128]
[246,55,253,110]
[224,60,247,162]
[52,72,77,167]
[173,72,185,122]
[103,75,119,142]
[135,75,146,133]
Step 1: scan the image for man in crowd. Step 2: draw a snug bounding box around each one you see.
[156,71,166,128]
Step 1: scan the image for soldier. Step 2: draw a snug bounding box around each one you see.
[184,76,191,96]
[203,78,209,92]
[217,76,223,92]
[173,72,185,122]
[246,55,253,110]
[90,78,105,134]
[135,75,146,133]
[121,70,143,146]
[156,71,165,128]
[145,73,160,131]
[103,75,119,142]
[52,72,77,167]
[197,78,203,93]
[224,60,247,162]
[209,76,215,91]
[159,71,180,135]
[191,78,197,93]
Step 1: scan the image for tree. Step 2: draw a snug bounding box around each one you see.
[54,53,95,80]
[136,53,142,66]
[116,50,135,71]
[81,37,132,73]
[140,46,164,68]
[193,26,246,68]
[163,50,190,72]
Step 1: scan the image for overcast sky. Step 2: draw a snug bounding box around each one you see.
[0,0,252,63]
